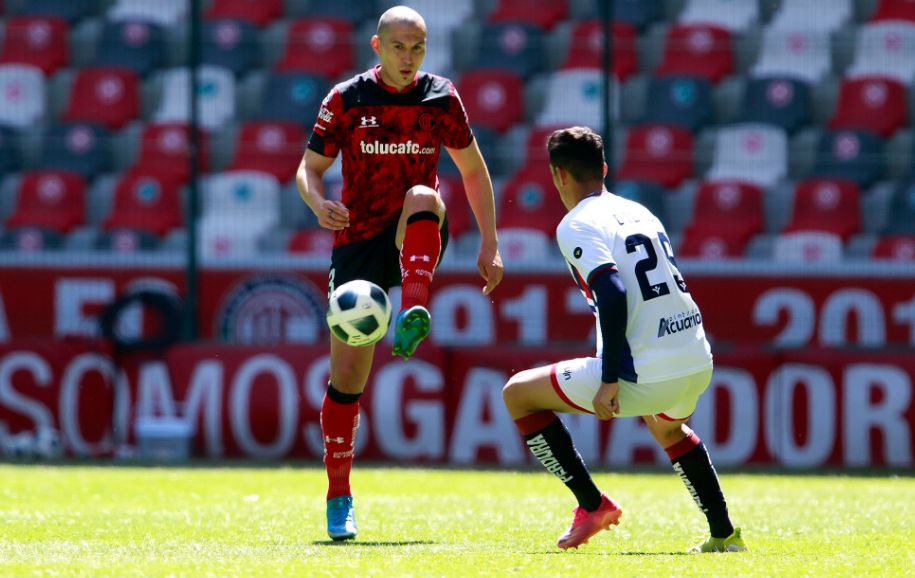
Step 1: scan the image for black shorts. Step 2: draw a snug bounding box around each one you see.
[328,215,449,298]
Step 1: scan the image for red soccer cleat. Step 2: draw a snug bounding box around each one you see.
[556,494,623,550]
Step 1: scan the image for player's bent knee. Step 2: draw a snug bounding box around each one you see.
[404,185,443,212]
[502,371,535,412]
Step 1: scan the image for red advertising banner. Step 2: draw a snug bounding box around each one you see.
[1,267,914,348]
[1,342,912,468]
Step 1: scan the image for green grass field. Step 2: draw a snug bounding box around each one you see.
[1,464,912,577]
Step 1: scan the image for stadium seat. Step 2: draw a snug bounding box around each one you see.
[784,179,861,241]
[613,180,667,225]
[287,228,334,256]
[472,22,545,80]
[107,0,188,27]
[690,180,765,238]
[828,76,907,138]
[102,169,184,237]
[536,69,610,128]
[739,76,811,134]
[752,27,831,84]
[0,227,64,252]
[678,226,753,259]
[560,21,638,82]
[613,0,663,30]
[846,21,915,84]
[706,123,787,187]
[256,72,331,125]
[457,70,524,133]
[0,64,46,129]
[487,0,568,30]
[438,175,473,240]
[201,19,260,77]
[305,0,377,23]
[276,18,355,80]
[678,0,759,32]
[204,0,282,28]
[95,228,159,253]
[132,122,209,183]
[882,182,915,234]
[6,170,86,234]
[153,66,236,130]
[199,170,280,259]
[467,125,503,176]
[16,0,97,22]
[0,16,69,75]
[227,121,306,182]
[39,123,111,179]
[62,67,140,130]
[497,228,554,263]
[0,127,21,176]
[769,0,851,33]
[640,75,714,133]
[497,164,567,236]
[871,0,915,23]
[520,124,564,169]
[616,124,695,188]
[811,130,884,189]
[93,19,166,77]
[772,230,844,262]
[872,235,915,260]
[655,24,734,83]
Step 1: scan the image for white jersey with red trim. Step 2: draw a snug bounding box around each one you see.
[555,191,713,383]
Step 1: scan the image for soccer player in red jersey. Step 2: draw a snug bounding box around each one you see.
[296,5,503,540]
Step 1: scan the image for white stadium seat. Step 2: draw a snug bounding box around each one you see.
[847,21,915,85]
[706,123,787,188]
[752,27,831,84]
[772,231,844,263]
[108,0,189,26]
[0,64,46,129]
[769,0,851,33]
[153,66,236,130]
[199,170,280,260]
[536,69,618,127]
[679,0,759,32]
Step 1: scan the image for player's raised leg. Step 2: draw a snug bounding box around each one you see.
[642,415,746,553]
[322,337,375,540]
[393,185,445,359]
[503,365,622,550]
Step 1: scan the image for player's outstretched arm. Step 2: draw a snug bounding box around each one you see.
[445,140,503,295]
[296,149,350,231]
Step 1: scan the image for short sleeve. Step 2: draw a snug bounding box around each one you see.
[439,83,473,150]
[557,218,617,286]
[307,88,343,158]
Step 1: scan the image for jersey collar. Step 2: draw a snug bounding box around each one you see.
[372,65,419,93]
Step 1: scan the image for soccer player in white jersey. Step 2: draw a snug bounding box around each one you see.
[502,126,747,552]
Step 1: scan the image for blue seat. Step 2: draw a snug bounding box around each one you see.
[94,19,166,77]
[739,76,811,134]
[614,180,667,226]
[884,182,915,234]
[613,0,663,30]
[640,75,714,133]
[306,0,377,23]
[257,72,331,125]
[810,129,884,189]
[473,23,545,80]
[202,18,260,77]
[0,127,21,177]
[16,0,98,22]
[40,123,112,180]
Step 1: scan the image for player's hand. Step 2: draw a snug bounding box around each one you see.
[315,200,350,230]
[593,382,620,420]
[477,244,503,295]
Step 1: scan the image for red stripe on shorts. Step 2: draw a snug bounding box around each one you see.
[550,364,594,414]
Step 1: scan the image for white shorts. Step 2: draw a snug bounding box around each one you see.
[550,358,713,420]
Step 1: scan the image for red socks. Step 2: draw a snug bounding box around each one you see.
[321,386,361,500]
[400,211,440,310]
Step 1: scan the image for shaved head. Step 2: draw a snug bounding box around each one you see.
[377,5,427,38]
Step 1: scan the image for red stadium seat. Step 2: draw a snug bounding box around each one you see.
[132,123,209,183]
[456,70,524,133]
[497,164,566,235]
[0,16,69,75]
[438,175,472,239]
[784,179,861,241]
[871,0,915,22]
[561,21,638,82]
[828,76,907,138]
[488,0,568,30]
[872,235,915,260]
[691,180,764,236]
[616,124,694,188]
[103,169,183,237]
[6,170,86,234]
[62,67,140,130]
[678,226,752,259]
[227,121,306,182]
[656,24,734,83]
[276,18,355,79]
[287,228,334,256]
[204,0,282,27]
[523,125,564,168]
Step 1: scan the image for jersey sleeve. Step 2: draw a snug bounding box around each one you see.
[307,88,343,158]
[439,83,474,150]
[557,218,618,284]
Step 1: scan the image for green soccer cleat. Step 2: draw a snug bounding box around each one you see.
[392,305,431,360]
[689,527,747,553]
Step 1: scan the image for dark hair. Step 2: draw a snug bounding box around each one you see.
[547,126,605,183]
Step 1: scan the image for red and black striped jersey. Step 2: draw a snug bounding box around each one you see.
[308,65,473,247]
